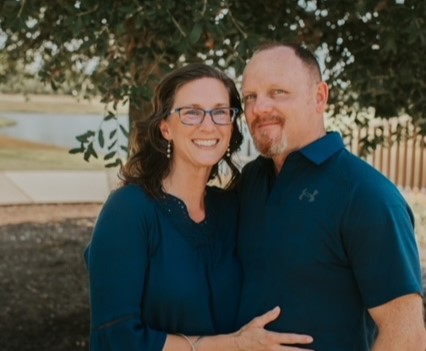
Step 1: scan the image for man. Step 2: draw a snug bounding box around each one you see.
[236,43,426,350]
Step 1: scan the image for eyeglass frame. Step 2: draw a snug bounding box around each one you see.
[169,106,240,126]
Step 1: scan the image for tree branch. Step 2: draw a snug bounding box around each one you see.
[201,0,207,15]
[17,0,26,17]
[77,4,100,17]
[169,12,186,37]
[226,3,247,39]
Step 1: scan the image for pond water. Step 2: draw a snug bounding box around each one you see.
[0,112,129,149]
[0,112,258,161]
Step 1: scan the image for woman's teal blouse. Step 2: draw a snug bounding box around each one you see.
[85,184,241,351]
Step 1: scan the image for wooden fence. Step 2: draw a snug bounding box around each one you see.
[345,118,425,191]
[237,118,426,191]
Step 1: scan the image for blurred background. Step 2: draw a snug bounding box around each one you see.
[0,0,425,350]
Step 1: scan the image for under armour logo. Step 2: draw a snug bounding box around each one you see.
[298,188,318,202]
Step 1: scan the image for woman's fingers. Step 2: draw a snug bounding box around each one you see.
[268,330,313,345]
[248,306,281,328]
[280,347,314,351]
[236,307,315,351]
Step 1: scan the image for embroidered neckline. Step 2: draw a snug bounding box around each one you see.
[157,189,218,247]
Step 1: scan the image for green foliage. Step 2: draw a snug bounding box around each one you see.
[69,113,129,166]
[1,0,425,165]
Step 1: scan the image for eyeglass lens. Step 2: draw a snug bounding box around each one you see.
[178,108,235,125]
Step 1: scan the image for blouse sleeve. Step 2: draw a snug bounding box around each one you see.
[85,185,167,351]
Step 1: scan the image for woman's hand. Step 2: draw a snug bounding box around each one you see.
[233,307,314,351]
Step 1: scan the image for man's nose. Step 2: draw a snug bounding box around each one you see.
[250,96,273,117]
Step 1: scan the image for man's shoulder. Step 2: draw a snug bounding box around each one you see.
[241,155,271,175]
[335,150,397,188]
[333,150,409,209]
[206,185,238,207]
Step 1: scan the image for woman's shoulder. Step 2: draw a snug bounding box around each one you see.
[108,184,153,203]
[101,184,157,216]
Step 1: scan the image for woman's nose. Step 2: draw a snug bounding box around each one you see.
[199,112,216,130]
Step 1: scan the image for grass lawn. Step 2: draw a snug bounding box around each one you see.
[0,136,107,171]
[0,93,123,171]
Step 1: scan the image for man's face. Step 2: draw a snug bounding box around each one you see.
[242,47,327,165]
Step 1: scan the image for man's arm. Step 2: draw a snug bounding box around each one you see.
[369,293,426,351]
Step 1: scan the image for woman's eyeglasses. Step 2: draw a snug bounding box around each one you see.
[170,107,239,126]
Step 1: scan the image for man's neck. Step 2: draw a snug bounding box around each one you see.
[272,154,287,175]
[272,130,327,174]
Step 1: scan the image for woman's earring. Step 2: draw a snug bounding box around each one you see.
[167,141,171,159]
[226,146,231,158]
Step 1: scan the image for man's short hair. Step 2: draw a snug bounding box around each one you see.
[253,42,322,82]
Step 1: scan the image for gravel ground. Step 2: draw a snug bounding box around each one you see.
[0,204,101,351]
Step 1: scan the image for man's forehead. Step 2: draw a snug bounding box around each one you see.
[243,59,287,84]
[242,73,285,91]
[242,48,310,89]
[251,46,295,64]
[245,47,296,73]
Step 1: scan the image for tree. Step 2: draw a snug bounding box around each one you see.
[1,0,425,165]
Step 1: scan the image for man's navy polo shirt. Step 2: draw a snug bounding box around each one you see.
[236,132,422,350]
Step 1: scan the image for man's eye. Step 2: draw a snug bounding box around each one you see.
[243,94,256,103]
[272,89,285,95]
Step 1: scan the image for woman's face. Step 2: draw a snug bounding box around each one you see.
[160,77,233,172]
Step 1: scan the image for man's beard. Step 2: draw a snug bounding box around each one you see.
[253,131,288,157]
[250,116,288,157]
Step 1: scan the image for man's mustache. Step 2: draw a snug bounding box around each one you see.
[251,115,284,129]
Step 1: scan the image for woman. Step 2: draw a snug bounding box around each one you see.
[85,63,313,350]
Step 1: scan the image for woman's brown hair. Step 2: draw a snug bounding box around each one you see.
[120,63,243,199]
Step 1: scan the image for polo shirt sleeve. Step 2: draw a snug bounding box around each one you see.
[342,179,423,309]
[85,185,166,351]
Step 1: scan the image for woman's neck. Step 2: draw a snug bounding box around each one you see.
[162,166,211,223]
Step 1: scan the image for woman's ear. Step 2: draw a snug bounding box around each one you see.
[159,120,172,141]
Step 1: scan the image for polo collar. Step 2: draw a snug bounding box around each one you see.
[299,131,345,165]
[257,131,345,171]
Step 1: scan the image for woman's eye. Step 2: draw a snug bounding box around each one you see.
[184,109,200,116]
[212,109,226,116]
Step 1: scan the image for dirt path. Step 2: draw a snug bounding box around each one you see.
[1,204,102,225]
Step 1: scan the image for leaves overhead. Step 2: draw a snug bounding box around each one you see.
[1,0,425,165]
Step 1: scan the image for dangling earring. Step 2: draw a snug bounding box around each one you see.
[167,141,171,159]
[226,146,231,158]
